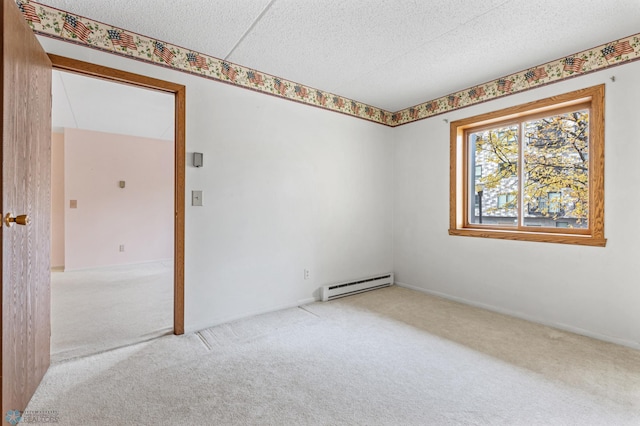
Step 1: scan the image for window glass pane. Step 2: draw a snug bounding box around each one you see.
[523,110,589,228]
[468,125,518,226]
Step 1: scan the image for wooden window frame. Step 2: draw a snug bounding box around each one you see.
[449,84,606,247]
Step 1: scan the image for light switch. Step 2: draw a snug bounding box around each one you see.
[70,200,77,209]
[192,190,203,206]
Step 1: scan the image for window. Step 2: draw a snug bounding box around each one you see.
[547,192,561,214]
[497,193,516,209]
[449,85,605,246]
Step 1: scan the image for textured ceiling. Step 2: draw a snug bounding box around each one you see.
[38,0,640,112]
[52,70,174,140]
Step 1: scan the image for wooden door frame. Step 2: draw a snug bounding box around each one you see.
[48,54,185,335]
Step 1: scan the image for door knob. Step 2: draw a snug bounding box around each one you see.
[4,213,30,227]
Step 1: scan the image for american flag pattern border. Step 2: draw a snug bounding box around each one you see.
[18,1,640,127]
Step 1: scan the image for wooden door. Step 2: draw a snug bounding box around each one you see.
[1,0,52,420]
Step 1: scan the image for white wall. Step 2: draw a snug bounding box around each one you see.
[39,37,394,331]
[41,34,639,349]
[51,132,65,269]
[62,128,174,270]
[394,60,640,349]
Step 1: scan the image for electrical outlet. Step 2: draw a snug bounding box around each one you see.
[119,244,125,252]
[304,269,310,280]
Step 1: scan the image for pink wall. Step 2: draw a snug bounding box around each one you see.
[51,132,65,268]
[63,128,174,270]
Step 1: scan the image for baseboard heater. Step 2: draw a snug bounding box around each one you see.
[320,273,394,301]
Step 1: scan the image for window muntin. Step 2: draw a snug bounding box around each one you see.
[449,85,605,246]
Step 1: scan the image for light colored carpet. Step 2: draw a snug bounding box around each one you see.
[28,286,640,425]
[51,261,174,363]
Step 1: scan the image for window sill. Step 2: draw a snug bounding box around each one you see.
[448,228,606,247]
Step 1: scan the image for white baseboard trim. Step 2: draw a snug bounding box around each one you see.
[62,258,174,272]
[186,297,319,335]
[395,281,640,351]
[297,297,318,306]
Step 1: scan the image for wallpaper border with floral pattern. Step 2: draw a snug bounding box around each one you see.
[18,1,640,127]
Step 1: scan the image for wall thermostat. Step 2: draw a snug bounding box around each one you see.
[193,152,203,168]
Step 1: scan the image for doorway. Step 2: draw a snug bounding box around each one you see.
[49,55,185,359]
